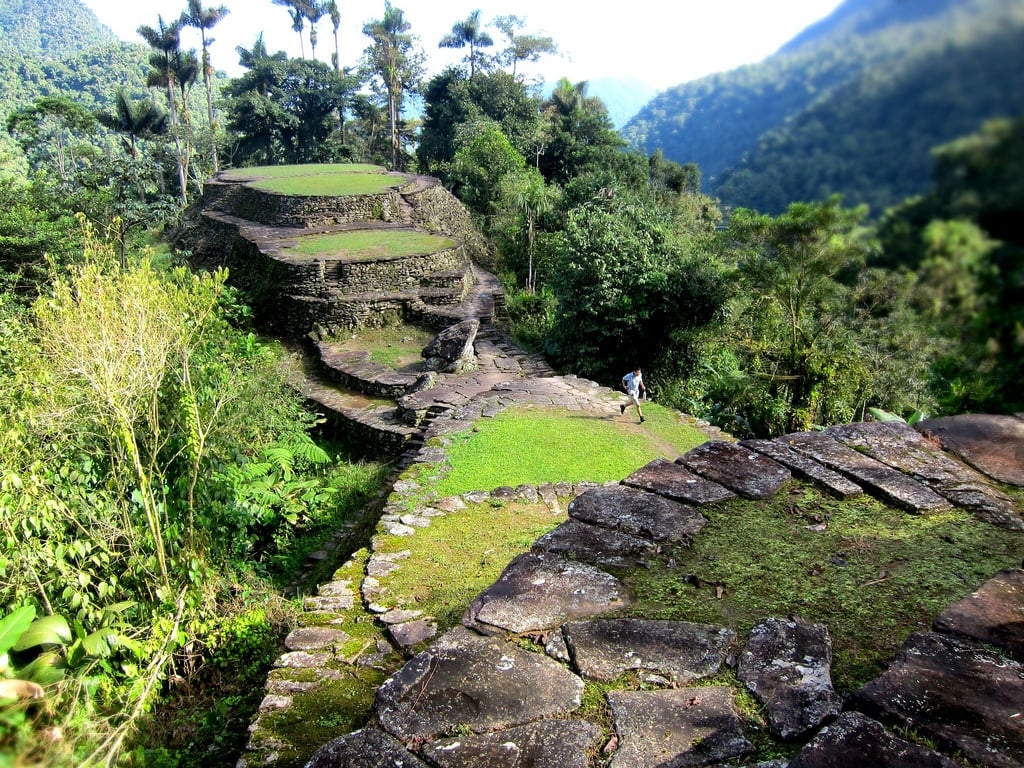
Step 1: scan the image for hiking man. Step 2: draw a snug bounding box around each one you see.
[620,367,646,423]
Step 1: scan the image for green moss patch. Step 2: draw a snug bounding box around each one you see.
[374,500,565,631]
[330,324,436,369]
[288,229,455,260]
[433,405,708,496]
[623,481,1024,695]
[257,670,387,768]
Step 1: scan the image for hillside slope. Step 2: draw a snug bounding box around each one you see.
[0,0,149,114]
[0,0,114,59]
[624,0,1024,215]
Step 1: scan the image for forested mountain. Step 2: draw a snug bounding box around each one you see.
[624,0,1024,215]
[0,0,114,59]
[0,0,148,111]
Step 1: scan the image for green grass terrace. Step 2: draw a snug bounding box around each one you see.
[284,229,456,261]
[219,163,402,196]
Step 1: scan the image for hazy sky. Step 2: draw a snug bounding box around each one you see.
[80,0,845,91]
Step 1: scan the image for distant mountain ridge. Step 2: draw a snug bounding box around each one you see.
[624,0,1024,215]
[0,0,149,116]
[0,0,115,59]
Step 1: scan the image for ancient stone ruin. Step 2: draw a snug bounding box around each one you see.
[183,165,1024,768]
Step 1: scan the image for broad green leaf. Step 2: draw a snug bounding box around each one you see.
[19,651,66,686]
[868,407,905,423]
[81,630,115,657]
[907,409,928,425]
[0,606,36,655]
[13,614,72,651]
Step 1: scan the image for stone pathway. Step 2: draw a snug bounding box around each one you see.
[196,165,1024,768]
[240,343,1024,768]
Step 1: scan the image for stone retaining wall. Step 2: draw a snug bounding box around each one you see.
[202,179,400,228]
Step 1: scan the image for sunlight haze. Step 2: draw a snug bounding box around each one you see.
[80,0,845,91]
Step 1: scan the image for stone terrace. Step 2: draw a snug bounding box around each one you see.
[198,167,1024,768]
[241,353,1024,767]
[188,166,496,339]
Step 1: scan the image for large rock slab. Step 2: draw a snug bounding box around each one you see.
[787,711,963,768]
[306,726,429,768]
[780,431,951,513]
[678,441,792,500]
[621,458,736,505]
[532,519,659,569]
[420,719,603,768]
[463,551,634,634]
[736,618,842,740]
[849,631,1024,768]
[376,626,584,741]
[563,618,735,683]
[567,484,707,545]
[916,413,1024,486]
[422,318,479,373]
[825,420,1022,529]
[741,439,864,499]
[607,686,753,767]
[933,568,1024,661]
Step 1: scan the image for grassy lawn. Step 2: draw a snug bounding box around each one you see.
[332,323,436,368]
[221,163,384,179]
[250,172,402,196]
[429,404,710,496]
[288,230,455,260]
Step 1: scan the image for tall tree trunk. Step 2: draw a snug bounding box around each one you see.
[165,78,188,204]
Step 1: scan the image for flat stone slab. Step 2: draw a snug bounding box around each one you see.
[533,519,659,569]
[788,711,963,768]
[375,626,584,740]
[608,686,753,767]
[306,726,429,768]
[567,484,707,546]
[420,719,603,768]
[283,626,351,651]
[741,438,864,499]
[386,618,437,648]
[825,421,1021,529]
[464,551,634,634]
[916,413,1024,486]
[737,618,842,740]
[678,440,792,499]
[780,431,951,513]
[621,458,736,505]
[563,618,735,683]
[850,631,1024,768]
[933,567,1024,661]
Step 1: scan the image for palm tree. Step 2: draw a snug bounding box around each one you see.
[439,9,493,78]
[272,0,306,58]
[362,2,423,170]
[304,0,327,61]
[137,15,189,203]
[98,90,168,159]
[181,0,229,173]
[235,34,287,96]
[503,169,555,292]
[326,0,341,70]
